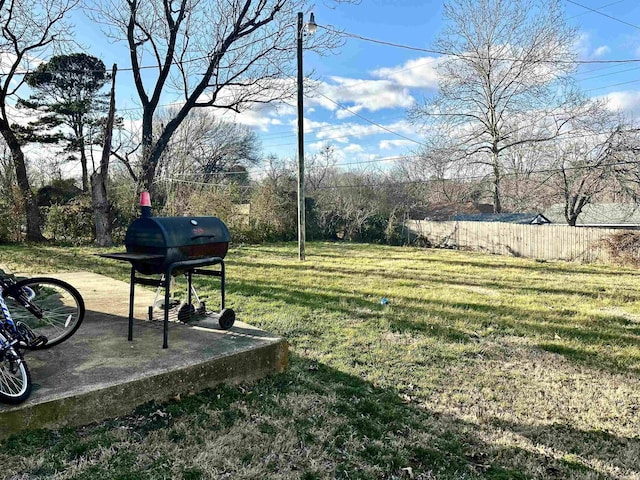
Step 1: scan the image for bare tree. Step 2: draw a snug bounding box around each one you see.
[609,128,640,201]
[551,120,640,226]
[156,107,261,185]
[312,169,382,241]
[306,143,338,192]
[405,138,479,206]
[87,0,347,195]
[409,0,587,213]
[0,0,77,240]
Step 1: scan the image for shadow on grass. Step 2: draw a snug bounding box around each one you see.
[228,256,640,304]
[491,416,640,477]
[222,274,640,375]
[294,242,634,278]
[2,355,633,479]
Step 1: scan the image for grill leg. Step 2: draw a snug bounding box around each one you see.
[221,260,225,310]
[163,267,171,349]
[128,267,135,341]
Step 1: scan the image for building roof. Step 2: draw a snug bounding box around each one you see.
[452,213,551,224]
[544,203,640,226]
[412,202,494,221]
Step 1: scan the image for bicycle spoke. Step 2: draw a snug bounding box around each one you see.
[3,278,85,349]
[0,357,26,395]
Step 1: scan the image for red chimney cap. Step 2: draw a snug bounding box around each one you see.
[140,191,151,206]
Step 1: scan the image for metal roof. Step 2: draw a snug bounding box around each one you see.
[451,213,551,224]
[544,203,640,226]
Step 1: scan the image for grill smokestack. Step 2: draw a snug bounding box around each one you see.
[140,191,152,218]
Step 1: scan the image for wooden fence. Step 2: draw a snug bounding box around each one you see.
[405,220,629,263]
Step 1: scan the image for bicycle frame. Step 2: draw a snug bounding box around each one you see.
[0,282,19,351]
[0,275,37,347]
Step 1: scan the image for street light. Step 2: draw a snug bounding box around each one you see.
[297,11,316,261]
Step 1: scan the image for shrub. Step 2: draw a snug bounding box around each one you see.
[43,195,94,244]
[245,183,297,243]
[0,185,24,243]
[601,231,640,266]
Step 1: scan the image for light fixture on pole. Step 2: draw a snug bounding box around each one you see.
[297,11,316,261]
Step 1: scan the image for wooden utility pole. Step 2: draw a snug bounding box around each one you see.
[297,11,306,261]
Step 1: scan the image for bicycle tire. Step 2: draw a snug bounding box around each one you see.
[0,332,31,404]
[3,277,85,349]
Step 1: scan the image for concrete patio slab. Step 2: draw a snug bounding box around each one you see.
[0,272,288,439]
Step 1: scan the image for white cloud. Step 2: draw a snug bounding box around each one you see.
[215,101,296,131]
[313,119,417,142]
[574,32,591,59]
[307,141,363,157]
[335,105,363,119]
[309,140,327,150]
[307,76,415,114]
[303,119,333,135]
[344,144,364,153]
[593,45,610,58]
[599,90,640,114]
[379,139,416,150]
[371,56,440,89]
[229,109,284,131]
[574,32,613,60]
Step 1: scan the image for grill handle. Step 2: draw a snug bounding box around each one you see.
[191,234,216,240]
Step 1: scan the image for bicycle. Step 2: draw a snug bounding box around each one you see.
[0,269,85,404]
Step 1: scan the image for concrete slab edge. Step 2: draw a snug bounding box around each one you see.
[0,339,288,440]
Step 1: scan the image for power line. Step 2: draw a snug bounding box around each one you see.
[313,91,425,146]
[567,0,626,19]
[152,151,640,191]
[566,0,640,31]
[576,65,640,83]
[320,24,640,65]
[585,78,640,92]
[309,157,640,190]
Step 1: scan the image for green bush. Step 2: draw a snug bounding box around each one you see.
[43,195,94,244]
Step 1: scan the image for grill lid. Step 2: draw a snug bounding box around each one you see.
[125,216,231,249]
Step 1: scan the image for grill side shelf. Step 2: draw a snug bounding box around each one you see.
[97,253,165,262]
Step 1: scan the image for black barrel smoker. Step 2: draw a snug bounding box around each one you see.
[101,215,235,348]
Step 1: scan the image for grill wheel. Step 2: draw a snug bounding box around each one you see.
[177,303,196,322]
[218,308,235,330]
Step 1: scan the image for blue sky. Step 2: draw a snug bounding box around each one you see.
[70,0,640,174]
[257,0,640,170]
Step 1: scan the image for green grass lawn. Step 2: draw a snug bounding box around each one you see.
[2,242,640,479]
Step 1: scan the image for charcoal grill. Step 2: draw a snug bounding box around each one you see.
[100,216,235,348]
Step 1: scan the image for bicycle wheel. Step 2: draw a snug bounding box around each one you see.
[3,277,85,349]
[0,332,31,404]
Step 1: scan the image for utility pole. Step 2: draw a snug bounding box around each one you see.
[296,11,306,261]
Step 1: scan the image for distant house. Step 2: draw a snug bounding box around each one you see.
[451,212,551,225]
[411,202,495,221]
[544,203,640,229]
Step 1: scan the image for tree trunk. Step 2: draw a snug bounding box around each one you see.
[492,153,502,213]
[139,109,156,194]
[0,121,44,241]
[91,171,112,246]
[92,64,117,247]
[80,135,89,192]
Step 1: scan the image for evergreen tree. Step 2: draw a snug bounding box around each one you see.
[21,53,110,192]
